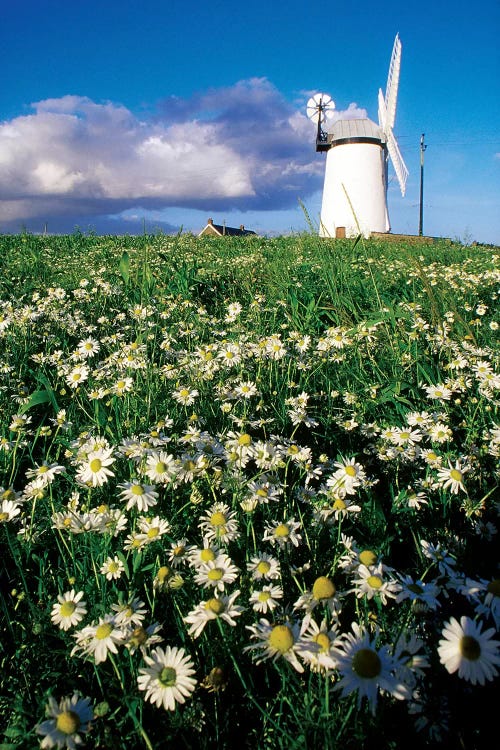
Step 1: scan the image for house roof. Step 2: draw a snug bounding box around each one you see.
[198,218,256,237]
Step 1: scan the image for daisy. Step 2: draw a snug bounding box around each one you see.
[65,364,90,390]
[424,383,453,401]
[72,615,125,664]
[111,597,147,627]
[298,617,340,673]
[75,447,115,488]
[184,590,244,639]
[245,618,304,672]
[167,538,192,568]
[396,574,441,611]
[247,553,281,581]
[333,622,410,714]
[438,615,500,684]
[25,461,65,486]
[249,584,284,614]
[172,386,199,406]
[137,645,197,711]
[0,499,22,524]
[436,459,468,494]
[262,517,302,549]
[37,693,93,750]
[51,590,87,631]
[187,542,221,569]
[427,422,453,443]
[125,622,163,655]
[136,515,171,544]
[327,457,366,496]
[112,376,134,396]
[392,633,430,690]
[350,563,401,605]
[77,338,100,358]
[198,502,240,543]
[294,576,341,618]
[193,554,240,592]
[420,540,457,577]
[100,555,126,580]
[118,480,159,512]
[143,451,177,484]
[234,380,258,399]
[474,578,500,628]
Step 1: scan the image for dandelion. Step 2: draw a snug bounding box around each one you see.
[438,615,500,685]
[436,460,468,494]
[184,591,244,639]
[51,590,87,631]
[37,693,93,749]
[75,447,115,488]
[137,645,197,711]
[100,555,125,580]
[333,622,410,714]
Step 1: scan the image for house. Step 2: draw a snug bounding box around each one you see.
[198,218,256,237]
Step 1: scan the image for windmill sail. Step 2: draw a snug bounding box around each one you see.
[385,33,402,130]
[386,128,409,196]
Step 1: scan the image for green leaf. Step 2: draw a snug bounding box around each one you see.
[18,389,51,414]
[119,250,130,285]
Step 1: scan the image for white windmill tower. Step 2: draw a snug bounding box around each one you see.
[307,34,408,238]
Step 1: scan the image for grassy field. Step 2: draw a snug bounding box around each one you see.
[0,231,499,749]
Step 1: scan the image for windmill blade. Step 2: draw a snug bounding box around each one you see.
[306,93,335,124]
[386,127,409,196]
[377,88,387,130]
[384,34,402,131]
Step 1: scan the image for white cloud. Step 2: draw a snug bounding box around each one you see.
[0,81,325,231]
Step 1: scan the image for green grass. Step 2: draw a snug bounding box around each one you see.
[0,231,499,749]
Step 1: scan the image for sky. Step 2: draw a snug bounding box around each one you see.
[1,0,499,243]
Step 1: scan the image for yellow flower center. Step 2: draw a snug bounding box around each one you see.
[157,566,171,582]
[257,561,271,575]
[258,591,271,601]
[60,601,76,617]
[89,458,102,473]
[237,433,252,446]
[38,465,49,474]
[460,635,480,661]
[130,626,148,646]
[344,465,357,477]
[155,461,168,474]
[332,499,346,511]
[274,524,289,538]
[314,633,331,652]
[173,545,185,557]
[256,488,269,498]
[159,666,177,687]
[268,625,294,654]
[131,484,145,495]
[147,527,159,538]
[205,598,224,614]
[56,710,81,735]
[0,512,9,522]
[200,549,216,562]
[312,576,336,600]
[359,550,377,566]
[210,512,227,527]
[352,648,381,678]
[367,575,383,589]
[207,568,224,581]
[108,561,120,573]
[95,623,113,640]
[116,381,126,389]
[450,469,463,482]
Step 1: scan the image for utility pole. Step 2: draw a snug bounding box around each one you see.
[419,133,427,236]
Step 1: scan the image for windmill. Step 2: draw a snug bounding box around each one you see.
[307,34,408,238]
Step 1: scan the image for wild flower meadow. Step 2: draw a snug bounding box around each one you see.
[0,231,499,749]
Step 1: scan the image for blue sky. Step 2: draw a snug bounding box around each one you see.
[1,0,499,243]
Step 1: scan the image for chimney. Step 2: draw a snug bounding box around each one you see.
[239,224,244,231]
[208,217,213,225]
